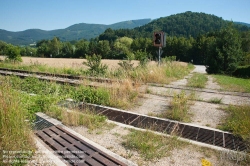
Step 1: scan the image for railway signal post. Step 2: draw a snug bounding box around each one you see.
[153,31,166,66]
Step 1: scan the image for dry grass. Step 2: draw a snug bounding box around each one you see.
[122,129,187,161]
[108,79,140,109]
[113,61,192,84]
[61,109,108,130]
[0,83,35,165]
[0,56,139,70]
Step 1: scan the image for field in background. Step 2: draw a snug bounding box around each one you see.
[0,56,140,69]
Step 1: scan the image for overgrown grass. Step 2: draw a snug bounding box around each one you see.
[212,75,250,93]
[45,108,113,131]
[187,73,208,88]
[0,60,194,85]
[1,75,140,122]
[0,76,117,134]
[219,105,250,157]
[122,129,187,160]
[160,91,194,122]
[219,105,250,145]
[120,62,194,84]
[0,82,35,165]
[4,75,139,109]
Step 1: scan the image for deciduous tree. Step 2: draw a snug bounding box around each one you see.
[6,45,22,63]
[206,23,243,74]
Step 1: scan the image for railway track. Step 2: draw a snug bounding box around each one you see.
[0,67,250,99]
[0,67,117,83]
[1,67,249,108]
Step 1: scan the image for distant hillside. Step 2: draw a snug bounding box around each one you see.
[98,11,250,40]
[234,21,250,27]
[0,19,151,45]
[1,12,250,46]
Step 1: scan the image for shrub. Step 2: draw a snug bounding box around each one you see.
[6,45,22,63]
[70,86,110,105]
[162,56,176,62]
[233,65,250,78]
[83,54,108,76]
[134,50,149,67]
[118,60,134,71]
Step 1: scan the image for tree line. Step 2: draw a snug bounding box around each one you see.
[0,23,250,75]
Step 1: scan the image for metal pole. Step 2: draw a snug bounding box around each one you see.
[158,47,161,66]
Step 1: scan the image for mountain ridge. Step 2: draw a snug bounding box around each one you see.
[0,18,151,45]
[1,11,250,46]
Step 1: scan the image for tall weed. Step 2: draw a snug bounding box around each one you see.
[122,129,186,160]
[220,105,250,141]
[187,73,208,88]
[161,91,193,122]
[0,83,35,165]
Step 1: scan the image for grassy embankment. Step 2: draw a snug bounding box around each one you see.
[213,75,250,93]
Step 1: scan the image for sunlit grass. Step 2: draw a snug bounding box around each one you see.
[122,129,187,160]
[0,60,194,85]
[62,110,106,129]
[126,62,194,84]
[219,105,250,141]
[158,91,194,122]
[212,75,250,93]
[187,73,208,88]
[0,82,35,165]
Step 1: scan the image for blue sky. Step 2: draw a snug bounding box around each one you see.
[1,0,250,32]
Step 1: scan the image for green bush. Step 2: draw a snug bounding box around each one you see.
[70,86,110,105]
[134,50,149,67]
[118,60,134,71]
[233,65,250,78]
[83,54,108,76]
[6,45,22,63]
[162,56,176,62]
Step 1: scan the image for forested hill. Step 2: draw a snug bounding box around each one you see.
[1,11,250,45]
[99,11,250,40]
[234,22,250,27]
[0,19,151,45]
